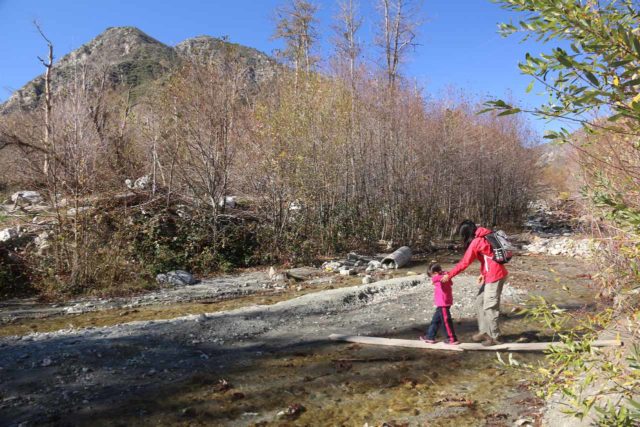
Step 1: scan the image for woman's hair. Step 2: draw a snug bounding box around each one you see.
[458,220,477,249]
[427,263,442,276]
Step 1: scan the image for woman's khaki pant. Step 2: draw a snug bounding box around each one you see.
[476,278,506,339]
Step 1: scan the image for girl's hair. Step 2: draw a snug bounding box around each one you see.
[427,263,442,276]
[458,220,477,250]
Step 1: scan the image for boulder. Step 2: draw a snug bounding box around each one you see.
[0,227,19,243]
[323,261,342,272]
[339,268,356,276]
[286,267,319,281]
[67,206,92,216]
[35,231,53,255]
[218,196,236,209]
[156,270,198,286]
[366,260,382,272]
[11,191,43,205]
[125,175,151,190]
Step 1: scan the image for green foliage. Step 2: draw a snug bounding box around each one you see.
[0,245,32,299]
[499,296,639,425]
[489,5,640,418]
[128,209,258,277]
[491,0,640,126]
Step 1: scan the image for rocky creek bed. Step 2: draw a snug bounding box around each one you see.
[0,252,601,426]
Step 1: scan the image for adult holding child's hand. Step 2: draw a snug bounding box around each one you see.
[441,220,508,346]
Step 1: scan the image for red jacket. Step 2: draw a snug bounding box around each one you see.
[431,272,453,307]
[448,227,508,284]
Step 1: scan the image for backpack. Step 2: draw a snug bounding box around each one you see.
[484,230,514,264]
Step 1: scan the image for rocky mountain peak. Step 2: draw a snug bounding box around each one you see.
[1,27,275,115]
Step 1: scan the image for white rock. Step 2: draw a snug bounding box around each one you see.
[126,175,151,190]
[0,228,18,242]
[340,269,356,276]
[11,191,43,205]
[218,196,236,209]
[67,206,92,216]
[366,260,382,272]
[323,261,342,272]
[362,275,374,284]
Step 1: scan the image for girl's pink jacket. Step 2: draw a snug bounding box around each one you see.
[448,227,509,284]
[431,272,453,307]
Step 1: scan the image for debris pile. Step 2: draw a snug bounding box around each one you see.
[524,236,599,257]
[321,247,414,284]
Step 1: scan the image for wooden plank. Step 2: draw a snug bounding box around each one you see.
[329,334,623,352]
[329,334,464,351]
[458,340,623,352]
[328,334,464,352]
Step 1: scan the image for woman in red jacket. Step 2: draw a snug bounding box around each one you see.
[442,220,508,346]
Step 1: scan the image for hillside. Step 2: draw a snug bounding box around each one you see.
[0,26,275,114]
[536,141,582,198]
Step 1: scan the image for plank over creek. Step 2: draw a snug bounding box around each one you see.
[329,334,623,352]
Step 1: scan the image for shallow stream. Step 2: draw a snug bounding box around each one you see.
[53,254,600,427]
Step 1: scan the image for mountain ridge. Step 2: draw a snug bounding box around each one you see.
[1,26,275,114]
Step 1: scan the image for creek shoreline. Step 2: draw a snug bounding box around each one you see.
[0,251,603,426]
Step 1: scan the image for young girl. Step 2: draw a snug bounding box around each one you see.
[420,263,459,345]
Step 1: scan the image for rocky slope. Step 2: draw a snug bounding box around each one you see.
[1,26,275,114]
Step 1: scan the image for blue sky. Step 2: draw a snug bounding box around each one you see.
[0,0,564,136]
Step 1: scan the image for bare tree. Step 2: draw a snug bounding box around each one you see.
[333,0,362,90]
[273,0,319,75]
[34,22,54,176]
[376,0,423,88]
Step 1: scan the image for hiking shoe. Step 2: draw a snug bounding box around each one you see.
[419,336,436,344]
[472,332,490,343]
[446,340,461,345]
[481,337,503,347]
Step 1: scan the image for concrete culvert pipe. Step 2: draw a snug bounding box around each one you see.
[381,246,412,269]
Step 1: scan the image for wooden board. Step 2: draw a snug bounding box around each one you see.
[329,334,623,352]
[328,334,464,351]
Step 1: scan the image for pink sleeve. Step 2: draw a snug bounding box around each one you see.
[449,240,478,278]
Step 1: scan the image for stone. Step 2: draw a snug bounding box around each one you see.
[362,275,374,284]
[524,236,599,258]
[67,206,92,216]
[339,268,356,276]
[126,175,151,190]
[366,260,382,272]
[323,261,342,272]
[0,227,19,242]
[35,231,53,256]
[288,200,302,211]
[11,191,43,205]
[156,270,198,286]
[218,196,236,209]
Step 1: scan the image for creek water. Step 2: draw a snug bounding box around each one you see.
[57,254,600,427]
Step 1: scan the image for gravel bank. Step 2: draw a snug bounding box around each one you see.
[0,273,525,425]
